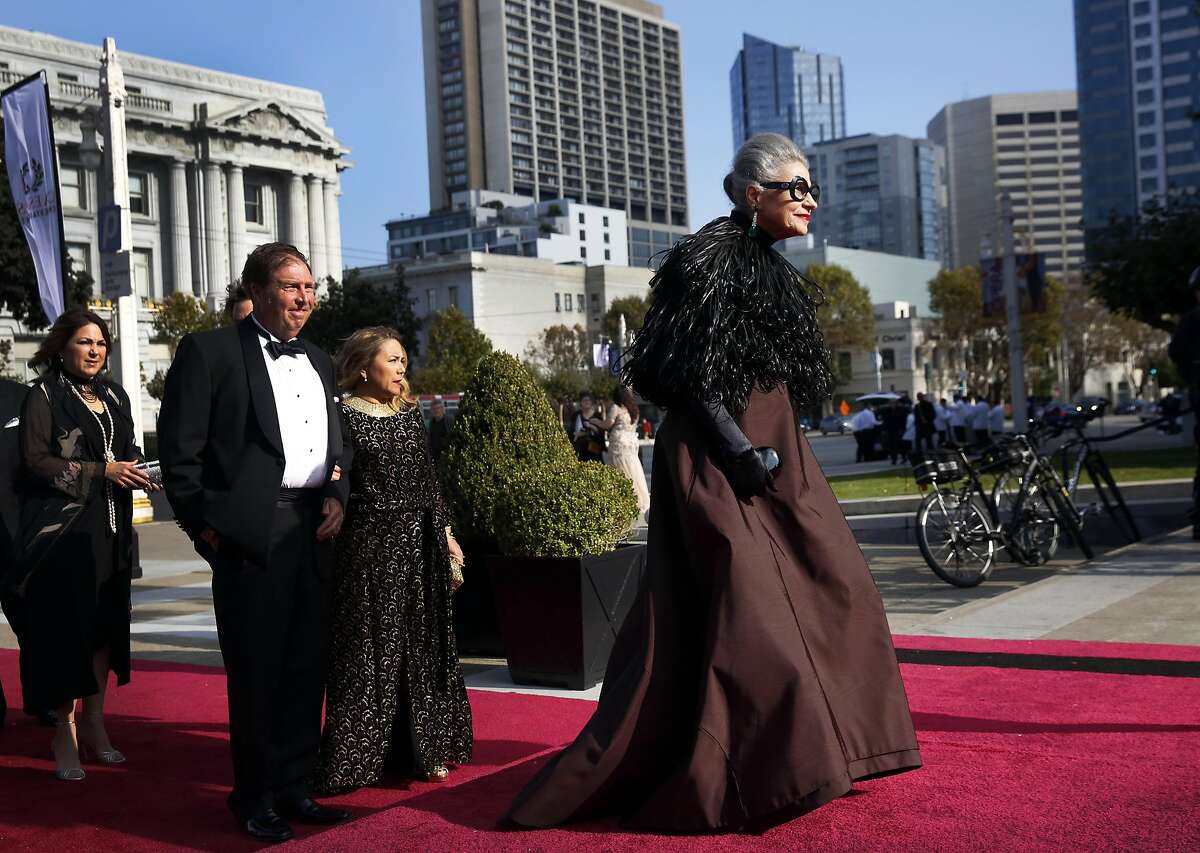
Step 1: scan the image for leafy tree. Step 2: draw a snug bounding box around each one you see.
[410,306,494,394]
[927,266,1068,400]
[1086,192,1200,333]
[151,292,220,355]
[603,294,650,340]
[804,262,875,385]
[303,266,422,359]
[525,324,589,375]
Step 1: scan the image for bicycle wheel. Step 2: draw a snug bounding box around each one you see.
[1086,455,1142,543]
[1043,477,1095,560]
[916,491,996,587]
[1007,485,1061,565]
[991,470,1032,564]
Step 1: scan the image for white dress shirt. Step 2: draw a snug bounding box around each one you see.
[251,315,330,489]
[851,408,878,432]
[989,404,1006,434]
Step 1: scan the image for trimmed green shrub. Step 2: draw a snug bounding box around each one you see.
[439,352,575,549]
[494,462,638,557]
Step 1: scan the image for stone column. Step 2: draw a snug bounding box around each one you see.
[323,177,343,281]
[306,174,327,282]
[288,173,308,258]
[226,164,246,284]
[203,161,227,299]
[169,159,193,296]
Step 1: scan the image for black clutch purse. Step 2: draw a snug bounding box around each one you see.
[136,460,163,488]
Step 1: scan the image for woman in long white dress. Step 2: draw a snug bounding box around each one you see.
[594,386,650,517]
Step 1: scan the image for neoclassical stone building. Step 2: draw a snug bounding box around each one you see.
[1,25,349,306]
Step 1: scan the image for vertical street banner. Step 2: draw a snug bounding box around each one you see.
[2,73,66,323]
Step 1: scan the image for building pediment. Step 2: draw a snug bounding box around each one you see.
[204,99,345,154]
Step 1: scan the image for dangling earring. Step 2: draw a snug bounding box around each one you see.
[750,207,759,235]
[360,372,367,383]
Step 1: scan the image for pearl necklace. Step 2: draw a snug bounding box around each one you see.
[67,380,117,534]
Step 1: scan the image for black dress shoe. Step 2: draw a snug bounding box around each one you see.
[276,796,350,825]
[242,809,294,844]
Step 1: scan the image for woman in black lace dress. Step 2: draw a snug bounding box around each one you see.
[312,327,472,792]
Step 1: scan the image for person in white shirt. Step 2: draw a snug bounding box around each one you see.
[947,395,966,445]
[901,411,916,458]
[850,405,879,462]
[934,398,949,446]
[969,395,990,446]
[989,400,1006,437]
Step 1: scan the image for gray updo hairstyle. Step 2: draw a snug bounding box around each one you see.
[723,132,809,213]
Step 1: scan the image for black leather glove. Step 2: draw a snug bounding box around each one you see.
[691,398,776,500]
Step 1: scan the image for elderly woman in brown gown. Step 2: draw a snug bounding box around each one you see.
[505,133,921,832]
[312,327,472,792]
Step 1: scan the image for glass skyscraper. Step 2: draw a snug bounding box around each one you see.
[804,134,948,264]
[1074,0,1200,236]
[730,33,845,152]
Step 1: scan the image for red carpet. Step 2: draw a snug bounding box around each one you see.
[1,639,1198,852]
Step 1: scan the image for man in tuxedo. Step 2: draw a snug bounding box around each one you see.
[0,377,30,727]
[159,243,350,842]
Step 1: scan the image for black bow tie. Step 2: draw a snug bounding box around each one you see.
[266,339,305,360]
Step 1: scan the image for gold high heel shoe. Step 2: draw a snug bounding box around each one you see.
[51,720,86,782]
[78,711,126,765]
[423,765,450,782]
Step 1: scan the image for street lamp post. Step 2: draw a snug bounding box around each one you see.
[80,38,149,521]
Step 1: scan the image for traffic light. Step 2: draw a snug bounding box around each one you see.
[1150,367,1158,376]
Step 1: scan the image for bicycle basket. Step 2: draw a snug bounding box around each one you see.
[912,451,966,486]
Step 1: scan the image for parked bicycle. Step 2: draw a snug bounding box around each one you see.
[995,400,1141,545]
[912,434,1093,588]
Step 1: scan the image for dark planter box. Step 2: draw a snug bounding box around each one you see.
[489,543,647,690]
[452,544,506,657]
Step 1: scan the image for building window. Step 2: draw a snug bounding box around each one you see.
[880,349,896,371]
[579,229,586,240]
[244,183,264,225]
[128,172,149,216]
[60,166,85,210]
[602,215,609,226]
[448,286,459,309]
[580,246,587,259]
[578,212,585,223]
[576,294,585,312]
[66,242,91,274]
[555,293,562,312]
[132,248,153,299]
[604,249,611,261]
[602,232,609,243]
[426,288,436,313]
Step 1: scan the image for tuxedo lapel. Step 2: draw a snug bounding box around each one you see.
[237,319,285,458]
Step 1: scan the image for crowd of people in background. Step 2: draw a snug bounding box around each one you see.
[851,392,1009,464]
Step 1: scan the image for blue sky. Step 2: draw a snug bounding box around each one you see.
[8,1,1077,269]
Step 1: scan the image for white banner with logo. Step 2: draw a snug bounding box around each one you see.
[2,73,65,323]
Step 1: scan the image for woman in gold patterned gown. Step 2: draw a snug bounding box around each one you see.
[312,327,472,792]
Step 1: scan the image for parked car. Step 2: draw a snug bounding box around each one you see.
[819,415,853,435]
[797,414,813,432]
[1114,399,1147,415]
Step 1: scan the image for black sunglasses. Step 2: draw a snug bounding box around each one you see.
[759,176,820,204]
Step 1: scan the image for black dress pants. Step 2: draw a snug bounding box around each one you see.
[208,493,331,818]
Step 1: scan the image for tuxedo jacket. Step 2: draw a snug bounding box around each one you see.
[0,378,30,577]
[158,317,350,567]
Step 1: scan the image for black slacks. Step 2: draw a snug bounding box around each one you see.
[207,493,331,818]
